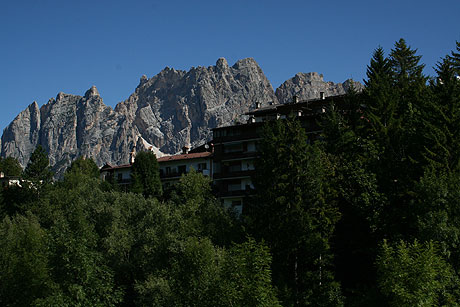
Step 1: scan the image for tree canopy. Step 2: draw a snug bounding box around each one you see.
[130,151,162,198]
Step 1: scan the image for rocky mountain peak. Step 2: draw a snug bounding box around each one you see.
[216,57,229,70]
[1,57,362,178]
[84,85,100,98]
[276,73,363,103]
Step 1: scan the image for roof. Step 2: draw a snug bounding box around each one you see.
[157,151,212,162]
[100,152,213,171]
[100,163,132,171]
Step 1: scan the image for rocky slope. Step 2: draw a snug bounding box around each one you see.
[275,72,363,103]
[1,58,361,177]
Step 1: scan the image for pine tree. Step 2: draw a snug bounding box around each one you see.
[449,41,460,74]
[246,118,342,306]
[130,151,162,199]
[23,145,53,183]
[423,56,460,171]
[363,46,397,132]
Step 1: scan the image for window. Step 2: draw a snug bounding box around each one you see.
[117,173,123,182]
[228,161,241,173]
[166,167,171,175]
[224,143,243,153]
[178,165,186,174]
[227,179,241,191]
[198,163,207,170]
[231,200,242,207]
[214,130,227,138]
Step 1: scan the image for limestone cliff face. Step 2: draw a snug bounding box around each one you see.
[275,72,363,103]
[115,57,277,155]
[1,58,278,177]
[1,86,128,177]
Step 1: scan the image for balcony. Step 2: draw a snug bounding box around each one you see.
[213,169,255,180]
[218,188,254,198]
[160,169,210,180]
[213,151,258,161]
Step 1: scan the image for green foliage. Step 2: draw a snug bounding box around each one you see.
[171,169,241,246]
[130,150,162,198]
[389,38,426,89]
[220,238,281,307]
[0,213,55,306]
[33,180,123,306]
[414,169,460,270]
[0,156,22,176]
[449,41,460,74]
[423,56,460,171]
[65,156,100,178]
[376,239,459,306]
[23,144,54,184]
[246,117,342,306]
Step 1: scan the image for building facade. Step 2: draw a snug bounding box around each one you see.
[100,94,348,211]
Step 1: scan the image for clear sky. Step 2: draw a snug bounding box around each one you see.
[1,0,459,131]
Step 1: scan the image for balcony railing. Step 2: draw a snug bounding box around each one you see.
[213,170,255,180]
[213,151,258,161]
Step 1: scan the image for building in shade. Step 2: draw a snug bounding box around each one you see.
[100,146,213,190]
[100,93,350,212]
[211,93,349,212]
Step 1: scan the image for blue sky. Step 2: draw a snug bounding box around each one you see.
[1,0,459,131]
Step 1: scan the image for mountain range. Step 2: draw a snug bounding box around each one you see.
[1,58,362,177]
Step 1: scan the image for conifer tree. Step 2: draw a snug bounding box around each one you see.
[23,145,53,184]
[363,46,397,133]
[246,118,342,306]
[423,56,460,171]
[130,151,162,199]
[449,41,460,74]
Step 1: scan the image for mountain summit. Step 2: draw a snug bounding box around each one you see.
[1,58,359,177]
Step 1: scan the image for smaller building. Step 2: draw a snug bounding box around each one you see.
[100,163,132,188]
[158,151,213,188]
[0,172,21,189]
[100,146,213,190]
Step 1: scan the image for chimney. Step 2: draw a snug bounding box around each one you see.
[320,92,325,100]
[292,95,299,104]
[256,102,262,109]
[182,145,190,154]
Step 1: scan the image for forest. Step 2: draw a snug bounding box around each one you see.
[1,38,460,306]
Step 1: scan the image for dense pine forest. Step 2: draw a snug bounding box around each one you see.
[1,38,460,306]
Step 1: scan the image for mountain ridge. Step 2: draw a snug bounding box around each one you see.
[1,58,361,177]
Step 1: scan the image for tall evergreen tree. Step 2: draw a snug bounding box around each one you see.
[449,41,460,74]
[363,46,397,133]
[246,118,342,306]
[130,151,162,199]
[423,56,460,171]
[23,145,53,185]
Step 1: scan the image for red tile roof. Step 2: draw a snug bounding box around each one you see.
[100,152,212,171]
[100,163,132,170]
[157,151,212,162]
